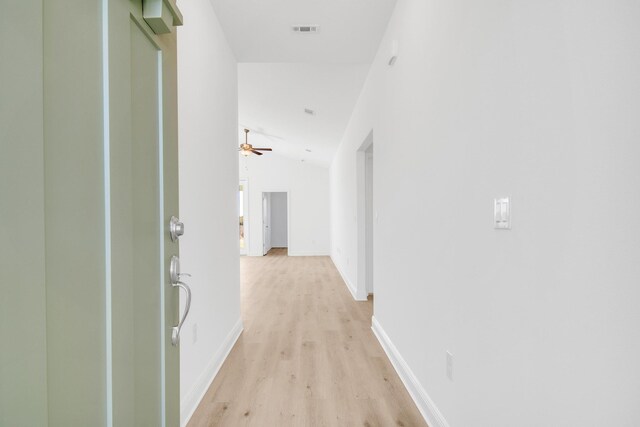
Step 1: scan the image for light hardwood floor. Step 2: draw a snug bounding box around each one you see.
[188,249,427,427]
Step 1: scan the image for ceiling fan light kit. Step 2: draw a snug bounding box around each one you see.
[239,128,273,157]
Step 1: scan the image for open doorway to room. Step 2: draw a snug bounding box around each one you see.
[365,144,374,296]
[357,131,374,300]
[239,180,249,255]
[262,191,289,256]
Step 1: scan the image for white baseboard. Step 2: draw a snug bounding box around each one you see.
[287,251,330,257]
[371,316,450,427]
[330,256,367,301]
[180,318,244,427]
[246,251,330,257]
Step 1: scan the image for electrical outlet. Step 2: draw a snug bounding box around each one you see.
[446,351,453,381]
[192,323,198,344]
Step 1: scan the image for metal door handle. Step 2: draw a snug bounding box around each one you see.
[169,255,192,346]
[171,280,191,346]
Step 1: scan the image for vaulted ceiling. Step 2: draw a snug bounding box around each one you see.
[209,0,397,166]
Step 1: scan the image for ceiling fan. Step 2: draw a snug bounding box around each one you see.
[239,128,273,157]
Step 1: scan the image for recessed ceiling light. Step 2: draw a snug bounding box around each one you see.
[304,108,315,115]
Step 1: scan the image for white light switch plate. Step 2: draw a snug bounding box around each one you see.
[494,197,511,229]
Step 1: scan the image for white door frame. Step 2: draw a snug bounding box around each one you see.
[364,146,374,295]
[239,179,249,255]
[262,193,270,255]
[261,190,290,256]
[355,130,374,301]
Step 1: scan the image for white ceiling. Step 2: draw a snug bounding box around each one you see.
[209,0,397,165]
[238,63,370,166]
[209,0,397,63]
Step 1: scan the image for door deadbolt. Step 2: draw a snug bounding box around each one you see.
[169,216,184,241]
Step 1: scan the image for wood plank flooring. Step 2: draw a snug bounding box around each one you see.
[188,249,427,427]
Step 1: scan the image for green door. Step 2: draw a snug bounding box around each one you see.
[109,3,184,426]
[0,2,48,425]
[1,0,184,425]
[131,16,170,427]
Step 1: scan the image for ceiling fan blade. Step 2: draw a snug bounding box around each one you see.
[250,150,263,156]
[252,148,273,151]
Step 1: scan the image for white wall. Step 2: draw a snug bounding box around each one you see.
[240,154,330,257]
[177,1,241,425]
[330,1,640,426]
[269,192,288,248]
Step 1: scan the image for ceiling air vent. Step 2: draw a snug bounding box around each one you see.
[292,25,320,34]
[304,108,316,116]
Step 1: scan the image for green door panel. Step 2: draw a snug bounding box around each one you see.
[1,1,181,425]
[0,1,48,425]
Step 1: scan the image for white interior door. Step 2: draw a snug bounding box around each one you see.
[262,193,271,255]
[239,180,249,255]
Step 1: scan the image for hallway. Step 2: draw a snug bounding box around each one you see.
[188,250,426,426]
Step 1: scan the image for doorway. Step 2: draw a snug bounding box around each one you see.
[356,131,374,300]
[365,145,374,295]
[262,192,289,256]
